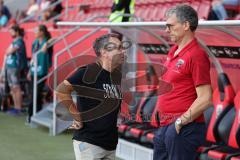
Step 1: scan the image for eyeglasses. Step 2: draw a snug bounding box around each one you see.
[166,23,174,30]
[104,41,132,52]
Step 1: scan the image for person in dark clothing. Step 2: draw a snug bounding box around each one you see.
[27,24,52,122]
[42,0,63,21]
[3,25,27,115]
[56,33,131,160]
[49,0,63,18]
[109,0,135,22]
[0,0,11,20]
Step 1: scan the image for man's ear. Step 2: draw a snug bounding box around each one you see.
[184,21,190,31]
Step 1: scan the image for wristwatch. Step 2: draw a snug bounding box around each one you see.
[175,118,183,127]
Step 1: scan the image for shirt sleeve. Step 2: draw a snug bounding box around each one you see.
[190,51,211,87]
[66,67,85,86]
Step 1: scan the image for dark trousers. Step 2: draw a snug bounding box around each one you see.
[153,122,207,160]
[28,76,46,121]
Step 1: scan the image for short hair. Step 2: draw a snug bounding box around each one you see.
[165,4,198,32]
[93,33,122,57]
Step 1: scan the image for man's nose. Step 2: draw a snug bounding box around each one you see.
[122,49,127,54]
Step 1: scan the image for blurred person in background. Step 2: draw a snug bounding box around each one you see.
[0,7,8,27]
[40,0,50,11]
[109,0,135,39]
[109,0,135,22]
[26,0,39,20]
[211,0,229,20]
[49,0,63,18]
[40,0,51,21]
[17,0,39,22]
[41,0,63,21]
[1,25,27,115]
[27,24,53,123]
[0,0,11,20]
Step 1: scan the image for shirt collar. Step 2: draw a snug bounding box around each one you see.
[168,38,198,59]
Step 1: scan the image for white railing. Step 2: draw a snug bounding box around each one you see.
[56,20,240,75]
[57,20,240,27]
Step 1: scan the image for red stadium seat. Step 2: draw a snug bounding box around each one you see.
[125,94,158,139]
[198,0,211,19]
[123,67,161,144]
[67,0,81,7]
[140,5,153,21]
[206,91,240,160]
[118,86,155,137]
[191,1,200,12]
[224,0,240,13]
[139,97,160,147]
[228,91,240,149]
[121,87,158,138]
[135,0,151,6]
[118,65,159,141]
[198,73,236,159]
[156,3,169,21]
[206,73,235,143]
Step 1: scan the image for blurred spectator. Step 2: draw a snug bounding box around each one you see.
[40,0,51,21]
[0,7,8,27]
[3,25,27,115]
[40,0,50,11]
[37,0,42,5]
[109,0,135,37]
[17,0,39,22]
[41,0,63,21]
[0,0,11,20]
[211,0,228,20]
[27,24,53,122]
[49,0,63,18]
[109,0,135,22]
[26,0,39,18]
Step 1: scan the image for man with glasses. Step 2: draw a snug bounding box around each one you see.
[153,5,212,160]
[56,33,131,160]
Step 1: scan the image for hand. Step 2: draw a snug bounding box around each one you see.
[47,38,55,44]
[42,43,48,52]
[175,123,182,134]
[68,119,83,130]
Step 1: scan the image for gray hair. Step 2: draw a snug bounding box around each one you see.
[165,4,198,32]
[93,33,122,56]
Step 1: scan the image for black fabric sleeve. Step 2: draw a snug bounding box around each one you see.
[66,67,86,86]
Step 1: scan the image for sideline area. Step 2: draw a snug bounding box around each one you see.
[0,113,74,160]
